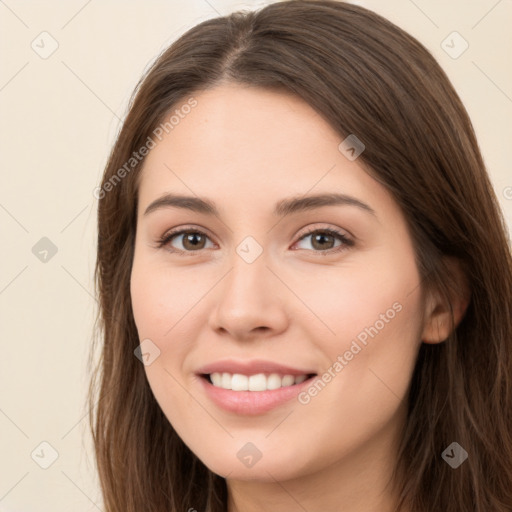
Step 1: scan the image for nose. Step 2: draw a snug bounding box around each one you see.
[208,248,289,341]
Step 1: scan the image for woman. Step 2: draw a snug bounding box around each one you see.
[89,1,512,511]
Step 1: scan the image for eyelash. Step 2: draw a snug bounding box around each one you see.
[156,225,354,256]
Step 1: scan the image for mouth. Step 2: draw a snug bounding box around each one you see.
[195,359,318,414]
[200,372,316,391]
[196,362,318,415]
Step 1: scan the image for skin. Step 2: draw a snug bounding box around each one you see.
[130,83,467,512]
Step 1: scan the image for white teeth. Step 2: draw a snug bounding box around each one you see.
[221,372,232,389]
[210,372,222,387]
[248,373,267,391]
[281,375,295,387]
[231,374,249,391]
[267,373,282,390]
[208,372,310,391]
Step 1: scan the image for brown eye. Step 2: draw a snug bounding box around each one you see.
[158,229,214,253]
[181,232,207,250]
[294,228,354,254]
[310,232,336,250]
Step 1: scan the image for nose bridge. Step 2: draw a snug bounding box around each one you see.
[209,234,287,337]
[224,235,271,305]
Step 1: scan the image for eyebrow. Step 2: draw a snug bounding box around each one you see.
[143,192,377,218]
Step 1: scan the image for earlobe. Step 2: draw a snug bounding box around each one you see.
[421,257,471,344]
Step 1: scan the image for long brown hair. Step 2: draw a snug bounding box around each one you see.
[88,1,512,510]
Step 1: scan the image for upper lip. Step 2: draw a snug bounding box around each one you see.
[196,359,316,376]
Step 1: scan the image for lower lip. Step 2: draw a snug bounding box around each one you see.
[198,375,315,415]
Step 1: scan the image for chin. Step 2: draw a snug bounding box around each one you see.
[187,438,316,483]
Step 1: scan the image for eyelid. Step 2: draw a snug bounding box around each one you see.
[295,222,353,241]
[159,224,216,242]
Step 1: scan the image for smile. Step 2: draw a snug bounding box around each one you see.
[195,359,318,415]
[206,372,312,391]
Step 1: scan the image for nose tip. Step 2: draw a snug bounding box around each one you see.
[207,253,288,341]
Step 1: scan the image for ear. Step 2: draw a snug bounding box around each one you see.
[421,257,471,344]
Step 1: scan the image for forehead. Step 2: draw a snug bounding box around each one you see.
[136,84,392,218]
[151,84,336,159]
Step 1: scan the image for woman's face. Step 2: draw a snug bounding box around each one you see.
[130,84,428,484]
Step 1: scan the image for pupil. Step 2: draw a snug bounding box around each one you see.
[314,233,332,249]
[185,233,203,249]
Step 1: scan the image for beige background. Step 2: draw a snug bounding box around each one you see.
[0,0,510,510]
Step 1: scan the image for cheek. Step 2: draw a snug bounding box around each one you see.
[288,271,422,474]
[293,243,422,345]
[130,256,207,340]
[130,261,206,432]
[130,270,170,338]
[301,243,423,405]
[130,257,211,401]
